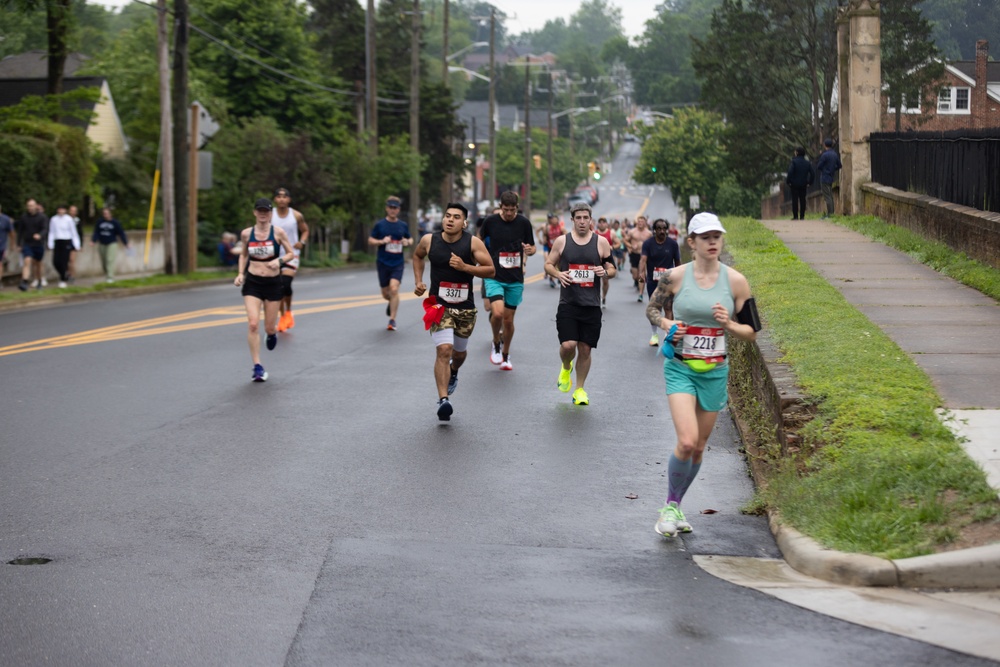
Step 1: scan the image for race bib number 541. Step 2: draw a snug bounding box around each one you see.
[499,252,521,269]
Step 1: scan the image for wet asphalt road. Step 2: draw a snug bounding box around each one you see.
[2,258,996,666]
[3,156,997,665]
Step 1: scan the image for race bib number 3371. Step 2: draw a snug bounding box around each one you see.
[439,281,470,303]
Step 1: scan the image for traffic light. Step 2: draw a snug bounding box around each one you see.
[587,161,596,175]
[592,160,602,181]
[533,154,542,170]
[651,166,657,173]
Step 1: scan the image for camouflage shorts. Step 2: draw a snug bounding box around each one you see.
[430,307,477,339]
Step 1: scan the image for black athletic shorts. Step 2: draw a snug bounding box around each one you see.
[241,272,284,302]
[629,252,641,269]
[556,302,603,348]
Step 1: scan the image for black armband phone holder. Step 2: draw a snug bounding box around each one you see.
[736,297,762,332]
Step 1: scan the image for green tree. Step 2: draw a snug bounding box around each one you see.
[632,108,727,214]
[189,0,353,138]
[920,0,1000,61]
[485,127,578,207]
[329,131,423,250]
[629,0,720,107]
[882,1,944,131]
[197,116,336,248]
[0,0,75,103]
[692,0,841,189]
[306,0,366,87]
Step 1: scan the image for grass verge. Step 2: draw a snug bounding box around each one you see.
[724,216,1000,560]
[0,271,227,303]
[835,214,1000,300]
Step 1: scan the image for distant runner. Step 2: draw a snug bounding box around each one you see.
[271,187,309,333]
[369,196,412,331]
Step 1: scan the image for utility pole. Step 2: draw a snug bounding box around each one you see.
[569,80,576,157]
[156,0,175,274]
[188,101,199,267]
[470,116,478,219]
[441,0,451,209]
[441,0,449,83]
[408,0,421,242]
[366,0,377,150]
[523,61,531,215]
[487,9,496,210]
[546,73,553,213]
[172,0,190,273]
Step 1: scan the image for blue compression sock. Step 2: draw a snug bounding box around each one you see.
[666,453,692,505]
[679,461,702,502]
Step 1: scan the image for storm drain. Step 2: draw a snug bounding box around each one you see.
[7,557,52,565]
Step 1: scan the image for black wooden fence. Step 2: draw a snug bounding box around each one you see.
[869,129,1000,214]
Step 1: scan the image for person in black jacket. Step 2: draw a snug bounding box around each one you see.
[786,147,814,220]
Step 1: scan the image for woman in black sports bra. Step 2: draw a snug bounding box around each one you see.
[234,198,295,382]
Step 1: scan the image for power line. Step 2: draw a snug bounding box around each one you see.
[132,0,410,105]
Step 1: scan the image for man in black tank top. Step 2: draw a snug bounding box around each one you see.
[543,201,617,406]
[413,203,495,421]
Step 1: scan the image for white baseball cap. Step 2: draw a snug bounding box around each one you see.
[687,212,726,235]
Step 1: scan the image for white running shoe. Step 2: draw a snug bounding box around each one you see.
[490,340,503,365]
[655,501,691,537]
[500,357,513,371]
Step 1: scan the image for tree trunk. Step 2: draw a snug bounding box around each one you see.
[46,0,73,116]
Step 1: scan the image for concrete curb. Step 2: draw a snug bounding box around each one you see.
[770,513,1000,589]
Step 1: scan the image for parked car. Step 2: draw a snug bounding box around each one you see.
[574,184,599,205]
[566,194,591,211]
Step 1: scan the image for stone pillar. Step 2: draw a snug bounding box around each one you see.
[841,1,881,215]
[836,11,852,214]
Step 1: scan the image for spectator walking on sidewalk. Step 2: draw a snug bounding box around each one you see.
[91,207,129,282]
[0,204,13,285]
[816,139,842,218]
[16,198,48,291]
[786,147,814,220]
[47,205,80,288]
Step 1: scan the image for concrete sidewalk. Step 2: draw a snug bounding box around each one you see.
[702,218,1000,662]
[762,218,1000,493]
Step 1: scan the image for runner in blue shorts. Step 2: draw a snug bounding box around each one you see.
[644,212,761,537]
[369,196,412,331]
[478,191,536,371]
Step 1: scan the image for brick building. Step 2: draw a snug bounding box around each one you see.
[882,40,1000,132]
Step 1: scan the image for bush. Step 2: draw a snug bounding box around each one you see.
[715,176,762,218]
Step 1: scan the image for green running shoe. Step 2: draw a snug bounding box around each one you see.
[557,362,573,392]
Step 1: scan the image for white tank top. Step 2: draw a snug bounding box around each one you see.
[271,208,299,257]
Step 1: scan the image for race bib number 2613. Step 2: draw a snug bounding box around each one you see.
[568,264,595,287]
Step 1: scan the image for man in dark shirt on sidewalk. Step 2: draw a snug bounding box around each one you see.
[786,147,814,220]
[91,207,130,282]
[15,199,48,291]
[816,139,842,218]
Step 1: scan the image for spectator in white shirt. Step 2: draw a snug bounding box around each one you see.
[47,205,81,288]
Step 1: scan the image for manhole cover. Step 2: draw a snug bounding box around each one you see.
[7,557,52,565]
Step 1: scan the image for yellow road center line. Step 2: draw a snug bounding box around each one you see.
[0,273,547,358]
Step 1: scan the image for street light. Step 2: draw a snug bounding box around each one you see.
[551,106,600,120]
[447,66,491,82]
[446,41,489,62]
